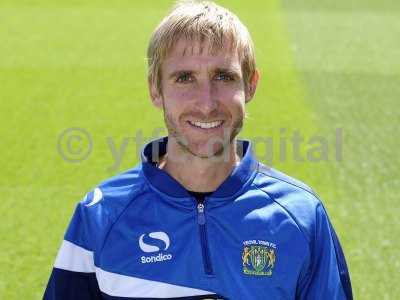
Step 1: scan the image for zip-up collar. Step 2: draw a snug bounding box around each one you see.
[141,136,258,199]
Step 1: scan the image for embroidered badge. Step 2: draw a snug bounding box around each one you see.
[242,240,276,276]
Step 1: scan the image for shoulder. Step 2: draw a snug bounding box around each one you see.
[255,163,317,196]
[252,163,325,242]
[249,165,351,297]
[65,165,150,250]
[80,164,150,221]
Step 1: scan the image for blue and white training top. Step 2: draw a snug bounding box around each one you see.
[44,137,352,299]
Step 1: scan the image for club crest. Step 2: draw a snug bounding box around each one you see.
[242,240,276,276]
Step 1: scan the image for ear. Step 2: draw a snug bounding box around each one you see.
[245,69,260,103]
[148,78,163,109]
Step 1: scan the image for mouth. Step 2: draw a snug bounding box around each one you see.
[187,120,225,130]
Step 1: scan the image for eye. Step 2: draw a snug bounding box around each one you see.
[176,72,193,83]
[215,72,234,82]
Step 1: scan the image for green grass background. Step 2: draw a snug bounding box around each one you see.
[0,0,399,298]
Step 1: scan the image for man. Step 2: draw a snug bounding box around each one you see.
[44,1,352,299]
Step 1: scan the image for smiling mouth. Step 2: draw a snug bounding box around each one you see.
[187,120,224,129]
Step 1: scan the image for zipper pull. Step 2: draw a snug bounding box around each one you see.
[197,203,206,225]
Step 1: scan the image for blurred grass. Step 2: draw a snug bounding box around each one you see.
[0,0,398,299]
[282,0,400,298]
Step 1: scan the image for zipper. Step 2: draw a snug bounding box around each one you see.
[196,196,214,275]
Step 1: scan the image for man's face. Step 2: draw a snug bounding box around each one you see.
[151,38,255,158]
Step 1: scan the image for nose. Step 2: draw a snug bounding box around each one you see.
[195,81,218,116]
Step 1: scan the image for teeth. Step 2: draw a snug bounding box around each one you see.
[189,120,223,129]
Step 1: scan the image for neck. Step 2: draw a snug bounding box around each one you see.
[159,136,241,192]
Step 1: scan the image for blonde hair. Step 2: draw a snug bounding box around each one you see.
[147,0,256,94]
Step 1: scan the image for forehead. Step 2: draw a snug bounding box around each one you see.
[163,38,241,71]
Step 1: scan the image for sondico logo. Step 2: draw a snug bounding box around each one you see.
[139,231,173,264]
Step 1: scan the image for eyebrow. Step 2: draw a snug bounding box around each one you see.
[167,67,242,80]
[214,68,242,78]
[167,70,197,80]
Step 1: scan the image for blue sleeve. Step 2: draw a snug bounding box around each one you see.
[43,200,103,300]
[297,204,353,300]
[43,269,102,300]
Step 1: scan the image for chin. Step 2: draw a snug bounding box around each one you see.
[183,138,230,159]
